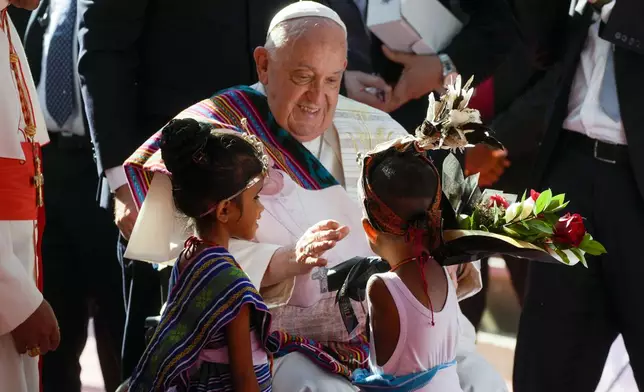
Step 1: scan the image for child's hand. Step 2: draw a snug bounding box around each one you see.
[295,220,350,268]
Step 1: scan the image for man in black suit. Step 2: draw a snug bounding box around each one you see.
[22,0,125,390]
[513,0,644,390]
[77,0,293,379]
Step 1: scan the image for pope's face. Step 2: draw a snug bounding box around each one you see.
[255,22,347,143]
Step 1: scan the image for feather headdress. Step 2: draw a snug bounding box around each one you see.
[415,75,503,152]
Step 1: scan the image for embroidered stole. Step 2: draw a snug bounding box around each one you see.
[125,86,339,209]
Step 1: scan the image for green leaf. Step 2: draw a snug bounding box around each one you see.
[570,248,588,268]
[478,225,489,232]
[545,193,566,212]
[520,190,527,203]
[457,214,473,230]
[471,208,481,228]
[525,219,554,234]
[506,223,535,237]
[542,213,560,226]
[493,205,500,226]
[553,247,571,265]
[579,238,607,256]
[548,201,570,213]
[502,226,522,238]
[534,189,553,215]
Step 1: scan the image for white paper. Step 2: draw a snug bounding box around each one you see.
[367,0,463,54]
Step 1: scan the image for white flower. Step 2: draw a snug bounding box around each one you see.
[504,202,520,222]
[519,198,536,220]
[504,198,535,223]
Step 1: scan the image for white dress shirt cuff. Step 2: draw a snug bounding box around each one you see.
[105,166,128,193]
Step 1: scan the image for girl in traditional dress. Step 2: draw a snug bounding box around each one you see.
[128,118,274,392]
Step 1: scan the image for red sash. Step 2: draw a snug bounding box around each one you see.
[0,142,38,220]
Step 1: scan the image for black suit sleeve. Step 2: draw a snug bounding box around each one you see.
[442,0,522,84]
[77,0,149,177]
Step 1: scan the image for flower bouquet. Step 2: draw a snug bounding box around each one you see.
[453,188,606,267]
[394,76,607,268]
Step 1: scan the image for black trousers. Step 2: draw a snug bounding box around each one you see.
[117,236,171,379]
[40,136,125,392]
[514,132,644,391]
[460,255,528,330]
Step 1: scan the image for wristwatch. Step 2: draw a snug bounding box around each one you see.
[438,53,458,84]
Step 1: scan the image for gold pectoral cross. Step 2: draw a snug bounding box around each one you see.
[32,149,44,207]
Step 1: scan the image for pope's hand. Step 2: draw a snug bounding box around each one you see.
[11,299,60,356]
[382,46,444,111]
[344,71,393,112]
[114,185,139,240]
[295,220,350,268]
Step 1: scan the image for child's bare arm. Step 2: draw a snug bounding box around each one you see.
[367,277,400,367]
[225,304,261,392]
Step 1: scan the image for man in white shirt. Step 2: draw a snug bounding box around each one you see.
[513,0,644,391]
[0,1,60,391]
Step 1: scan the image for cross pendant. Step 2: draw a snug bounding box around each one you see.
[311,267,329,294]
[32,173,44,207]
[32,153,44,207]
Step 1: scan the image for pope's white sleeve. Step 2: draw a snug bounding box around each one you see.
[456,260,483,302]
[0,222,43,336]
[228,239,295,307]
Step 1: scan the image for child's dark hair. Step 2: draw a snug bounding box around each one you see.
[369,150,439,235]
[160,118,264,231]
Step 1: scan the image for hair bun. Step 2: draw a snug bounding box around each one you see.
[160,118,211,174]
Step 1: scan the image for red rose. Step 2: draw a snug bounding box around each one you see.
[553,213,586,247]
[531,189,541,201]
[489,194,509,208]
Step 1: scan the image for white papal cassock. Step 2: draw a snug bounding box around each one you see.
[0,5,49,392]
[125,83,508,391]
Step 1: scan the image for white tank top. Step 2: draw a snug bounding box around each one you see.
[366,268,463,392]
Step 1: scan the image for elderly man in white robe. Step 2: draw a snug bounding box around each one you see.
[0,1,60,391]
[124,2,506,391]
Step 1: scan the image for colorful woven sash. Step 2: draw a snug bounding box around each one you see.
[124,86,338,210]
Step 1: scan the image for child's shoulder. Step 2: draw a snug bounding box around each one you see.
[366,271,394,291]
[366,272,396,308]
[185,246,248,281]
